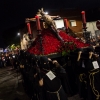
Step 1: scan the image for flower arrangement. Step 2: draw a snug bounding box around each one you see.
[28,29,89,56]
[62,42,77,56]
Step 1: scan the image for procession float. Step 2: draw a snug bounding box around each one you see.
[19,8,100,100]
[24,8,99,58]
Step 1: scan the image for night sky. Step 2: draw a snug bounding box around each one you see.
[0,0,100,48]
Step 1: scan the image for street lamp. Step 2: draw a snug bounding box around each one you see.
[17,33,20,36]
[45,12,48,15]
[17,32,21,50]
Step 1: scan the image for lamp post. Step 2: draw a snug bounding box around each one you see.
[17,32,21,50]
[17,33,20,36]
[45,12,48,15]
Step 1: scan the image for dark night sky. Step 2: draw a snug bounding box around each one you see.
[0,0,100,48]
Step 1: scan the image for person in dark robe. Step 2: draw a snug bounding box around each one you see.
[77,51,87,100]
[65,56,78,96]
[29,55,44,100]
[50,58,72,96]
[84,51,100,100]
[0,56,3,68]
[39,56,68,100]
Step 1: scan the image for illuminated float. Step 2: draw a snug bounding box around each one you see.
[25,8,89,58]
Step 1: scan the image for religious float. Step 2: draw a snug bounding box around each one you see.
[19,9,100,100]
[24,8,100,58]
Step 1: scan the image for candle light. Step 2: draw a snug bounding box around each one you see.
[81,11,86,23]
[27,22,32,34]
[35,16,41,30]
[64,19,68,29]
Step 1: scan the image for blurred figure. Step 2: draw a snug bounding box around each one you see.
[0,56,3,68]
[38,56,68,100]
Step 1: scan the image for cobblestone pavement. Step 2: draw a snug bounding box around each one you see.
[0,67,82,100]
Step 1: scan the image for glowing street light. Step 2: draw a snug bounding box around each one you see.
[45,12,48,15]
[17,33,20,36]
[17,32,21,46]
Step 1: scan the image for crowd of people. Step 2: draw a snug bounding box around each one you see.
[18,46,100,100]
[0,51,19,69]
[1,35,100,100]
[19,51,71,100]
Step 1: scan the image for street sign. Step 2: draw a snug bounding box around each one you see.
[96,20,100,30]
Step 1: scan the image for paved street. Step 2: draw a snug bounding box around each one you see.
[0,67,81,100]
[0,67,30,100]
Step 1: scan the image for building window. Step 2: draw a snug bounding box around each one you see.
[54,19,64,29]
[70,20,77,27]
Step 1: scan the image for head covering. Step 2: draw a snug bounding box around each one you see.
[40,56,50,71]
